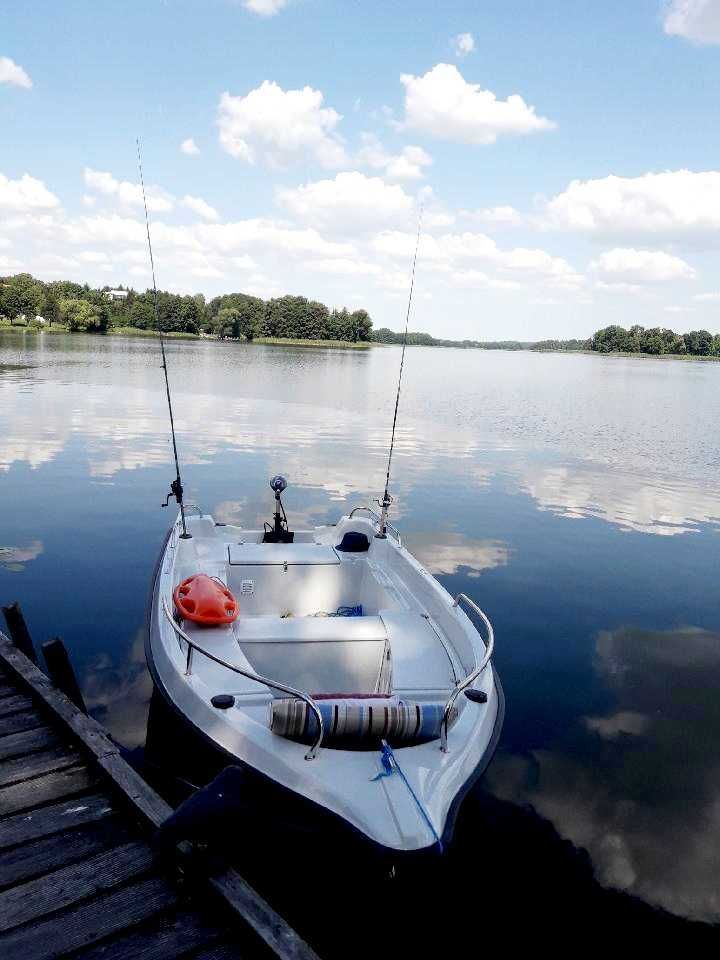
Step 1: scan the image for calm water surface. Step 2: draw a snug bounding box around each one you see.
[2,331,720,951]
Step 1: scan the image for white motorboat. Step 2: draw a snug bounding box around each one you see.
[146,481,504,853]
[137,153,503,854]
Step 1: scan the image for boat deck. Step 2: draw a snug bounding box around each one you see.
[0,628,319,960]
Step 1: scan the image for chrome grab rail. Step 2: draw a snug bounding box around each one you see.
[440,593,495,752]
[348,505,402,545]
[161,598,324,760]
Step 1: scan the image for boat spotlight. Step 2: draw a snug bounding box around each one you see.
[264,475,293,543]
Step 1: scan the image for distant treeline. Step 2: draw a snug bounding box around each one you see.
[372,327,588,352]
[590,324,720,357]
[0,273,373,342]
[3,274,718,357]
[374,324,720,357]
[372,327,534,349]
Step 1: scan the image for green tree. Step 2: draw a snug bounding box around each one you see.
[0,273,46,320]
[59,297,104,332]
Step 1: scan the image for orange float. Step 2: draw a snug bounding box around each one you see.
[173,574,239,626]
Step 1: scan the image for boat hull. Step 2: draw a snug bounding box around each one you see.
[145,521,505,855]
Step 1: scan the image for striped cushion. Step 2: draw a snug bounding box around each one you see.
[269,697,455,747]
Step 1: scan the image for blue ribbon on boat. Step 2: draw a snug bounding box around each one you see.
[370,739,444,853]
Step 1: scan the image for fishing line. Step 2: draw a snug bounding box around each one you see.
[377,205,423,538]
[136,138,190,539]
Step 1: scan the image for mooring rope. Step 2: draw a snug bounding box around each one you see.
[371,738,443,853]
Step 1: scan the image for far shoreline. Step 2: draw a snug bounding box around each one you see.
[2,325,720,361]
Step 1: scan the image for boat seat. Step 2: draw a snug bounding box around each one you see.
[379,610,457,694]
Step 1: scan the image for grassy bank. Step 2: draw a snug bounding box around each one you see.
[106,327,200,340]
[0,321,69,334]
[252,336,372,349]
[536,348,720,362]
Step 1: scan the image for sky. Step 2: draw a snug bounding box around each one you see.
[2,0,720,340]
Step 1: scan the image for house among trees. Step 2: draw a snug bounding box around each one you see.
[105,289,128,301]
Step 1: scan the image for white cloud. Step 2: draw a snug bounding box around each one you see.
[180,137,200,156]
[276,171,415,233]
[663,0,720,43]
[590,248,695,284]
[594,280,645,295]
[373,227,582,290]
[217,81,347,168]
[665,304,694,313]
[356,134,432,181]
[83,168,174,213]
[77,250,110,264]
[0,56,32,89]
[182,194,219,221]
[0,172,59,211]
[544,169,720,239]
[400,63,555,145]
[453,33,475,57]
[694,291,720,301]
[461,205,522,226]
[243,0,288,15]
[306,258,381,276]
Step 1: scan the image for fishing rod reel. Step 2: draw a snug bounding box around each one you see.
[263,475,294,543]
[374,491,393,539]
[162,478,192,539]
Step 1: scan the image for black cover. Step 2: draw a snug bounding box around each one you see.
[336,531,371,552]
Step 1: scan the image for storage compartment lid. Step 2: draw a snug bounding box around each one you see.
[228,543,341,566]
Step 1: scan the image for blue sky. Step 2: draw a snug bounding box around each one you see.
[2,0,720,339]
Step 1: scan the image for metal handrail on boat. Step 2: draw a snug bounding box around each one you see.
[348,505,402,545]
[161,598,324,760]
[440,593,495,753]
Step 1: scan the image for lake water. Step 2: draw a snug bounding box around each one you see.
[2,331,720,951]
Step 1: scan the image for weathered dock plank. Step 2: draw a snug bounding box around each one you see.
[70,909,228,960]
[0,743,81,787]
[0,763,97,816]
[0,840,154,930]
[0,791,113,849]
[0,695,33,718]
[0,815,129,887]
[0,709,45,737]
[0,874,178,960]
[0,726,61,762]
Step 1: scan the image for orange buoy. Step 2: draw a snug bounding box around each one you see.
[173,574,239,626]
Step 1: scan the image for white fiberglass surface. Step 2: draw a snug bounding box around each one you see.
[225,556,398,617]
[238,638,387,695]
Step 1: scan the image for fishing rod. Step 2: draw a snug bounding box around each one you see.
[376,206,422,539]
[136,138,191,540]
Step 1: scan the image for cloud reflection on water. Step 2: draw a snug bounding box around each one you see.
[407,531,511,577]
[0,538,43,571]
[82,628,152,749]
[489,624,720,922]
[520,462,720,536]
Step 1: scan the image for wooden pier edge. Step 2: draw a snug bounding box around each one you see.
[0,629,320,960]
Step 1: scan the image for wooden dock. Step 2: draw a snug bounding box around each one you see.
[0,625,319,960]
